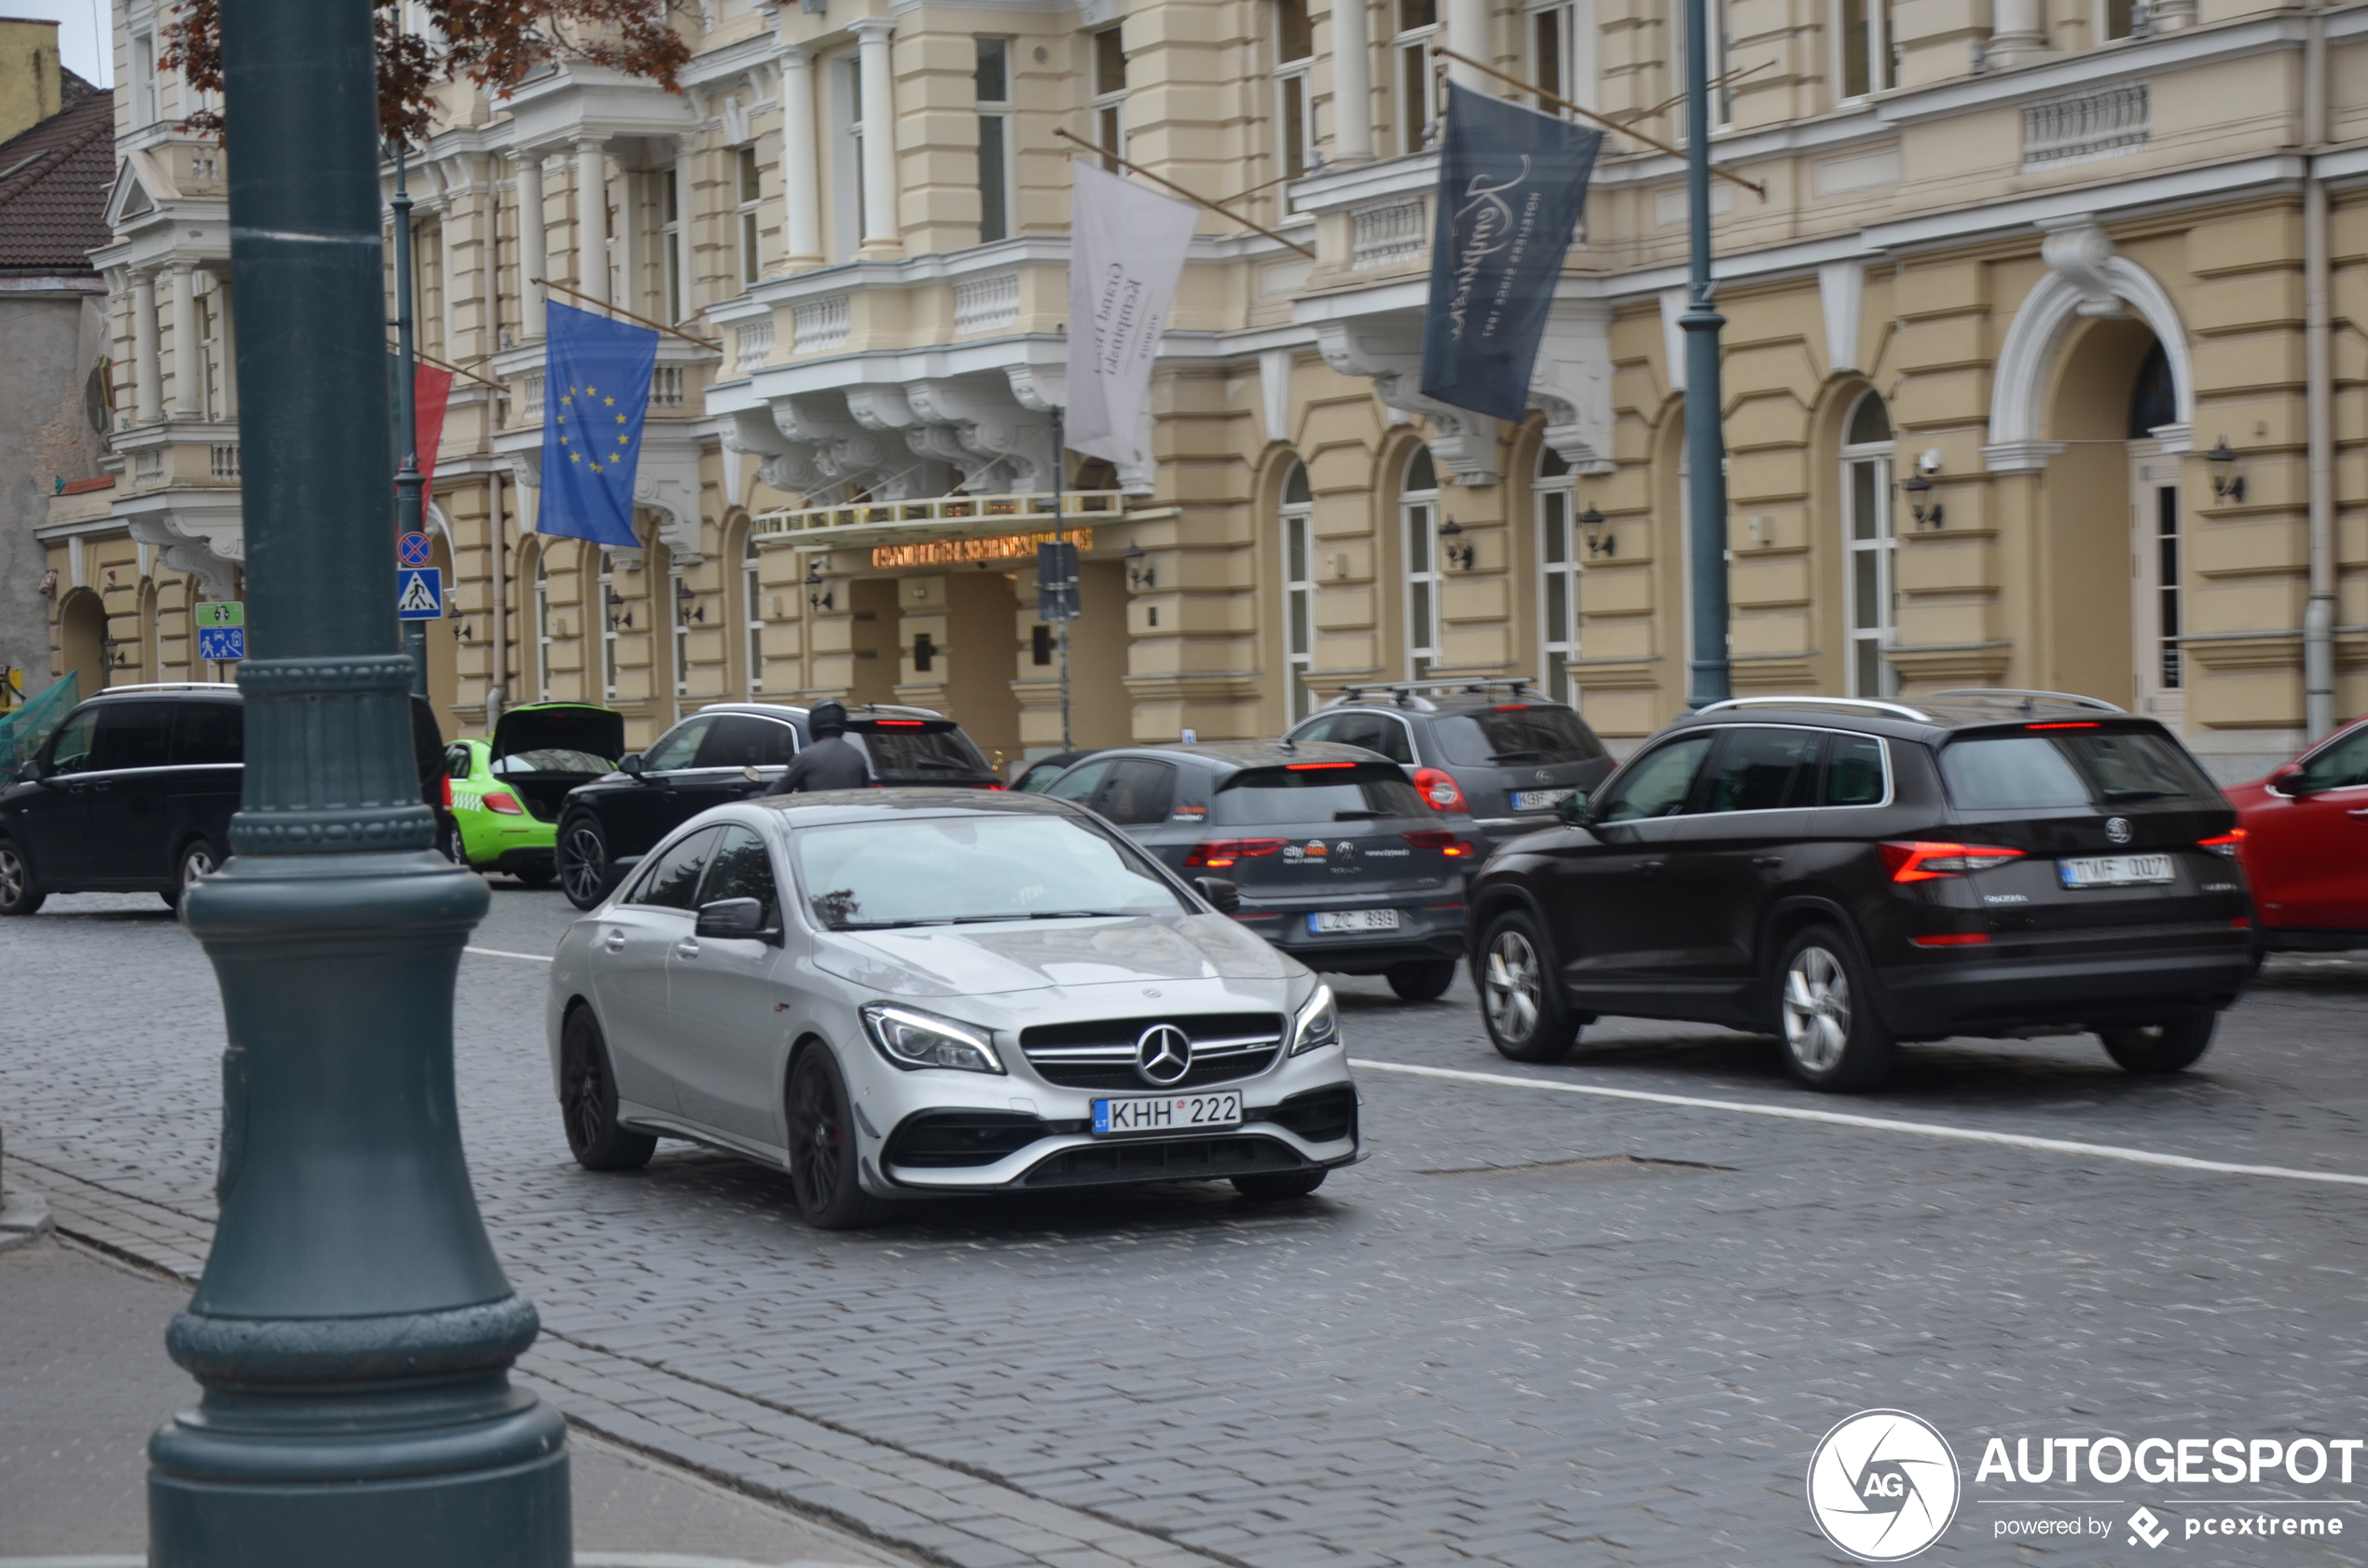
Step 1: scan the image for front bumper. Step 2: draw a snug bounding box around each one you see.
[1875,929,2254,1038]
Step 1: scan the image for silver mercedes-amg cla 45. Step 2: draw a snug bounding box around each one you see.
[545,789,1363,1227]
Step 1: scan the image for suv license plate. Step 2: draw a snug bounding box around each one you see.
[1309,908,1401,933]
[2058,854,2175,887]
[1093,1093,1243,1135]
[1513,787,1576,811]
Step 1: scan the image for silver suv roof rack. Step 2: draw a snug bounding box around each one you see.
[1693,695,1934,722]
[1332,677,1535,709]
[89,681,241,695]
[1924,688,2126,714]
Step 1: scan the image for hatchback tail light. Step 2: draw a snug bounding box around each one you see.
[1184,838,1287,869]
[484,791,526,816]
[1879,841,2024,882]
[2198,830,2246,858]
[1400,830,1474,857]
[441,776,453,809]
[1412,767,1466,812]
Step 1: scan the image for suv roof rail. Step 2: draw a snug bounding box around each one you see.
[1923,687,2126,714]
[1694,695,1934,722]
[89,681,241,695]
[1331,677,1535,709]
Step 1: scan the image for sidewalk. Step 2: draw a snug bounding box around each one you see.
[0,1225,903,1568]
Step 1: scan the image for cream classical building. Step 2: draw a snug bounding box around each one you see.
[38,0,2368,774]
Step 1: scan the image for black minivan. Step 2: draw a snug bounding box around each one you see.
[0,681,445,915]
[1465,693,2254,1090]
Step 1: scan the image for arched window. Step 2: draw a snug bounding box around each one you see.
[1278,460,1315,722]
[1840,390,1895,698]
[1401,447,1440,680]
[742,530,764,697]
[1535,447,1579,703]
[531,550,552,702]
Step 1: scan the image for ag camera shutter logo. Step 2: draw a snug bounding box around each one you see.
[1807,1410,1962,1561]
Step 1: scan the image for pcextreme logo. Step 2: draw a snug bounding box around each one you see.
[1807,1410,1963,1562]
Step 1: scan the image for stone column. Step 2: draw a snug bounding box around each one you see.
[131,268,162,423]
[1445,0,1487,89]
[672,139,698,316]
[851,20,899,252]
[213,272,238,419]
[780,48,822,267]
[516,150,547,338]
[575,138,610,305]
[617,170,644,319]
[1989,0,2048,63]
[169,262,200,418]
[1329,0,1373,163]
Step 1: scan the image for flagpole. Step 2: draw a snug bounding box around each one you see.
[1052,407,1072,752]
[393,140,428,700]
[1681,0,1731,710]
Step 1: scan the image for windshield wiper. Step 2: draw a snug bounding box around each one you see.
[1489,750,1545,763]
[2100,788,2167,803]
[1020,909,1137,919]
[833,917,957,929]
[1331,809,1388,820]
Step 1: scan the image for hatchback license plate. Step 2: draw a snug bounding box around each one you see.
[1309,908,1401,933]
[1513,787,1576,811]
[1093,1092,1243,1135]
[2058,854,2175,887]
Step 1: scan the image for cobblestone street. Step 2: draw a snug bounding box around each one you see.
[6,887,2366,1567]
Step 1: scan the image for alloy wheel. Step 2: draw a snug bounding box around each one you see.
[181,845,215,886]
[566,1043,609,1154]
[790,1063,841,1210]
[1782,945,1852,1071]
[1483,930,1543,1043]
[559,825,606,905]
[0,846,25,905]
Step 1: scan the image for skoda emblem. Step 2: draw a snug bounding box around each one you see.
[2105,817,2133,845]
[1535,769,1552,784]
[1134,1025,1191,1087]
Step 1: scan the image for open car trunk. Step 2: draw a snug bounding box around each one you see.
[491,703,625,823]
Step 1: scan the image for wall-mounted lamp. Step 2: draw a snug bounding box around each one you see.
[675,577,704,624]
[604,585,633,630]
[1901,473,1945,529]
[1577,503,1615,558]
[100,634,130,669]
[1439,519,1475,571]
[37,571,57,598]
[1123,542,1156,591]
[804,560,833,613]
[453,619,474,642]
[2206,438,2245,504]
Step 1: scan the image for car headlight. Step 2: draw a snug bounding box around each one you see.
[1289,984,1339,1056]
[860,1003,1004,1074]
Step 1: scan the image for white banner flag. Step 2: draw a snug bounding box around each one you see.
[1065,158,1199,467]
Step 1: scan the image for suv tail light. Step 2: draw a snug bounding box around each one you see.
[1401,830,1474,857]
[1879,841,2024,882]
[1413,767,1466,812]
[1185,838,1286,869]
[2198,830,2246,859]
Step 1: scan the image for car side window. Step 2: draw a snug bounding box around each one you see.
[446,744,472,780]
[172,703,243,766]
[1046,759,1114,805]
[1698,726,1821,814]
[45,708,99,775]
[1095,759,1177,825]
[1326,712,1414,763]
[697,825,780,925]
[1591,735,1714,824]
[1289,714,1339,745]
[640,716,714,772]
[90,702,175,772]
[696,714,800,769]
[2295,724,2368,792]
[1823,736,1888,805]
[629,826,723,910]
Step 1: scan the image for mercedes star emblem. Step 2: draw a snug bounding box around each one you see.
[1134,1024,1192,1086]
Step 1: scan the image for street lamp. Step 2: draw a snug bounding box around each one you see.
[147,0,569,1560]
[1681,0,1731,709]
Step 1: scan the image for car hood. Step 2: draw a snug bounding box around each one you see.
[494,703,626,764]
[811,913,1296,997]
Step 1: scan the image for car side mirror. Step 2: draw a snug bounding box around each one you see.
[14,760,39,784]
[1556,791,1591,827]
[618,753,646,778]
[695,897,777,942]
[1191,875,1241,915]
[2269,762,2306,797]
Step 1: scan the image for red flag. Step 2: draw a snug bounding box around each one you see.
[414,364,454,491]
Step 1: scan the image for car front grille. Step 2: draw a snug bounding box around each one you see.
[1020,1134,1306,1188]
[1019,1012,1287,1090]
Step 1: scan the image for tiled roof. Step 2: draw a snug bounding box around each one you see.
[0,74,115,278]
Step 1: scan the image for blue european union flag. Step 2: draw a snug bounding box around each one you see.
[540,302,660,548]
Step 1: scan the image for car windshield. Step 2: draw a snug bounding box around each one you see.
[1940,729,2219,809]
[1209,765,1430,825]
[793,814,1186,928]
[855,726,992,777]
[491,748,612,776]
[1433,706,1605,766]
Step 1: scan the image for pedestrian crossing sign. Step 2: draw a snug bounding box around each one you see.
[197,626,246,662]
[397,568,444,620]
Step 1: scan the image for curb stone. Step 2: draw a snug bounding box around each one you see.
[0,1186,53,1253]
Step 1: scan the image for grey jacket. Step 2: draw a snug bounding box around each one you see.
[764,734,873,795]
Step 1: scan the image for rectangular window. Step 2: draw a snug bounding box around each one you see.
[2104,0,2137,40]
[1396,0,1439,155]
[534,557,552,702]
[1535,6,1563,99]
[2155,485,2181,691]
[1842,447,1894,698]
[976,38,1012,242]
[743,539,764,696]
[1274,0,1315,180]
[737,147,762,286]
[1529,0,1597,111]
[662,170,682,323]
[670,565,690,698]
[1405,501,1439,681]
[131,32,157,125]
[599,553,620,702]
[1283,492,1315,722]
[1093,26,1128,171]
[1838,0,1894,99]
[1536,472,1580,703]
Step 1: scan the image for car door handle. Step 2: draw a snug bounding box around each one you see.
[675,938,700,959]
[2349,808,2368,818]
[1637,860,1664,876]
[1753,855,1785,868]
[603,928,626,953]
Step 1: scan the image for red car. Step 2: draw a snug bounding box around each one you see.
[2228,715,2368,949]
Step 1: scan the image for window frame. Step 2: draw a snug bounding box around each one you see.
[1535,450,1580,704]
[975,36,1016,242]
[1401,447,1441,681]
[742,530,764,697]
[1526,0,1596,111]
[1092,25,1129,172]
[1280,461,1315,723]
[1839,390,1896,700]
[661,167,683,323]
[599,550,621,703]
[668,561,690,699]
[1273,0,1316,181]
[1393,0,1440,155]
[736,145,763,287]
[532,551,553,703]
[1835,0,1895,102]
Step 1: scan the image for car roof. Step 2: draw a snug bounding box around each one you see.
[1657,690,2158,743]
[1078,740,1393,772]
[750,787,1078,826]
[693,700,945,722]
[79,681,241,702]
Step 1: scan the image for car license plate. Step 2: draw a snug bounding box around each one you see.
[1513,787,1576,811]
[1308,908,1401,933]
[2058,854,2175,888]
[1092,1092,1243,1135]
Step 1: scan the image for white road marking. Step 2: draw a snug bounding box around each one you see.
[464,945,554,963]
[1348,1057,2368,1189]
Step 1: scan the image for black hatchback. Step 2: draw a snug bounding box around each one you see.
[1464,693,2254,1090]
[1042,742,1479,998]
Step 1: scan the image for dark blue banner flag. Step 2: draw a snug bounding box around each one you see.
[1419,84,1604,422]
[540,301,659,548]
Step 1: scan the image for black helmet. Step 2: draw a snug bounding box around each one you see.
[808,698,848,737]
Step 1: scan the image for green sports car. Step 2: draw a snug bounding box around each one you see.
[439,703,623,886]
